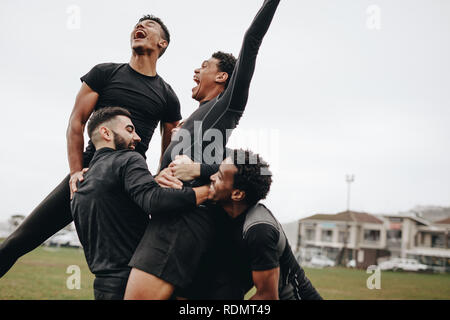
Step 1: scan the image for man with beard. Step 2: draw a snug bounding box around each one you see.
[70,107,210,299]
[125,0,282,299]
[0,15,183,277]
[206,150,322,300]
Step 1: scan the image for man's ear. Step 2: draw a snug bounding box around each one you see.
[215,72,229,85]
[231,189,245,202]
[99,126,112,142]
[158,39,168,51]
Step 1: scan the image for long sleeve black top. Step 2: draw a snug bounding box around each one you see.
[70,147,196,279]
[160,0,281,171]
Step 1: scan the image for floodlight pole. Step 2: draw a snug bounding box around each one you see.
[346,174,355,212]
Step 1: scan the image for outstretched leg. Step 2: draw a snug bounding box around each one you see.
[0,175,73,277]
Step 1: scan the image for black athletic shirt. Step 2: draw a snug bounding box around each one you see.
[220,204,322,300]
[70,148,196,290]
[160,0,280,171]
[80,63,181,163]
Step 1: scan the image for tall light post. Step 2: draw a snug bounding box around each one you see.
[346,174,355,212]
[342,174,356,266]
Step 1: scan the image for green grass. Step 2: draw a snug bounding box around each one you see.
[303,266,450,300]
[1,244,449,300]
[0,245,94,300]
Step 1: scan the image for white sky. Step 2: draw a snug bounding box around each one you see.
[0,0,449,223]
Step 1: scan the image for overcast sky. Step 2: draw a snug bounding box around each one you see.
[0,0,449,223]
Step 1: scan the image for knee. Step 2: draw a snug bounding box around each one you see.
[124,268,174,300]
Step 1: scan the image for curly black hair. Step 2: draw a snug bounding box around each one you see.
[87,107,131,139]
[230,149,272,206]
[212,51,237,88]
[139,15,171,57]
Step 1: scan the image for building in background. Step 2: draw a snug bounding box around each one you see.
[296,211,389,269]
[410,217,449,271]
[281,220,300,255]
[289,209,450,272]
[380,213,430,259]
[376,214,449,272]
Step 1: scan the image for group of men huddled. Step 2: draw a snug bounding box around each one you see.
[0,0,322,300]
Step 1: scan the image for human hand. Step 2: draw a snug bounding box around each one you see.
[170,155,193,166]
[69,168,89,199]
[155,167,183,189]
[171,120,185,139]
[169,156,200,181]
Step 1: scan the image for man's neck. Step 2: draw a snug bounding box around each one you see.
[222,201,250,219]
[129,51,158,77]
[197,86,225,105]
[94,142,116,151]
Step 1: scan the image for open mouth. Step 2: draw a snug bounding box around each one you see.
[192,76,200,95]
[193,76,200,85]
[134,30,147,40]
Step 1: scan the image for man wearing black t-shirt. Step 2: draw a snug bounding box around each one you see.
[0,15,183,277]
[206,150,322,300]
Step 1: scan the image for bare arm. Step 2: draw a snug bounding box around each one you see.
[245,223,281,300]
[66,82,98,197]
[159,121,179,167]
[192,185,210,206]
[250,267,280,300]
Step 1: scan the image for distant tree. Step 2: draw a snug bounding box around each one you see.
[8,214,26,230]
[410,206,450,223]
[63,222,76,232]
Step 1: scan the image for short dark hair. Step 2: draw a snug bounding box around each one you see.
[87,107,131,139]
[230,149,272,206]
[212,51,237,88]
[139,15,171,57]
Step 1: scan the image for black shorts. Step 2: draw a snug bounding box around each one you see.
[93,276,128,300]
[129,205,220,293]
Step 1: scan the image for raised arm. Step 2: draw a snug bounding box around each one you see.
[120,153,208,216]
[223,0,281,110]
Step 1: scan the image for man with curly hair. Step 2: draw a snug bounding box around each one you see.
[206,150,322,300]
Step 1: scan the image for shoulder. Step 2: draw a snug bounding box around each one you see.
[112,150,146,166]
[111,150,148,179]
[84,63,123,81]
[243,203,280,237]
[243,204,284,250]
[158,76,179,97]
[92,62,123,72]
[246,223,279,244]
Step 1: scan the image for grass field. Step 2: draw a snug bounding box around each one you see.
[0,245,449,300]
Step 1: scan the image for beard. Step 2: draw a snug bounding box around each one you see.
[112,130,134,150]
